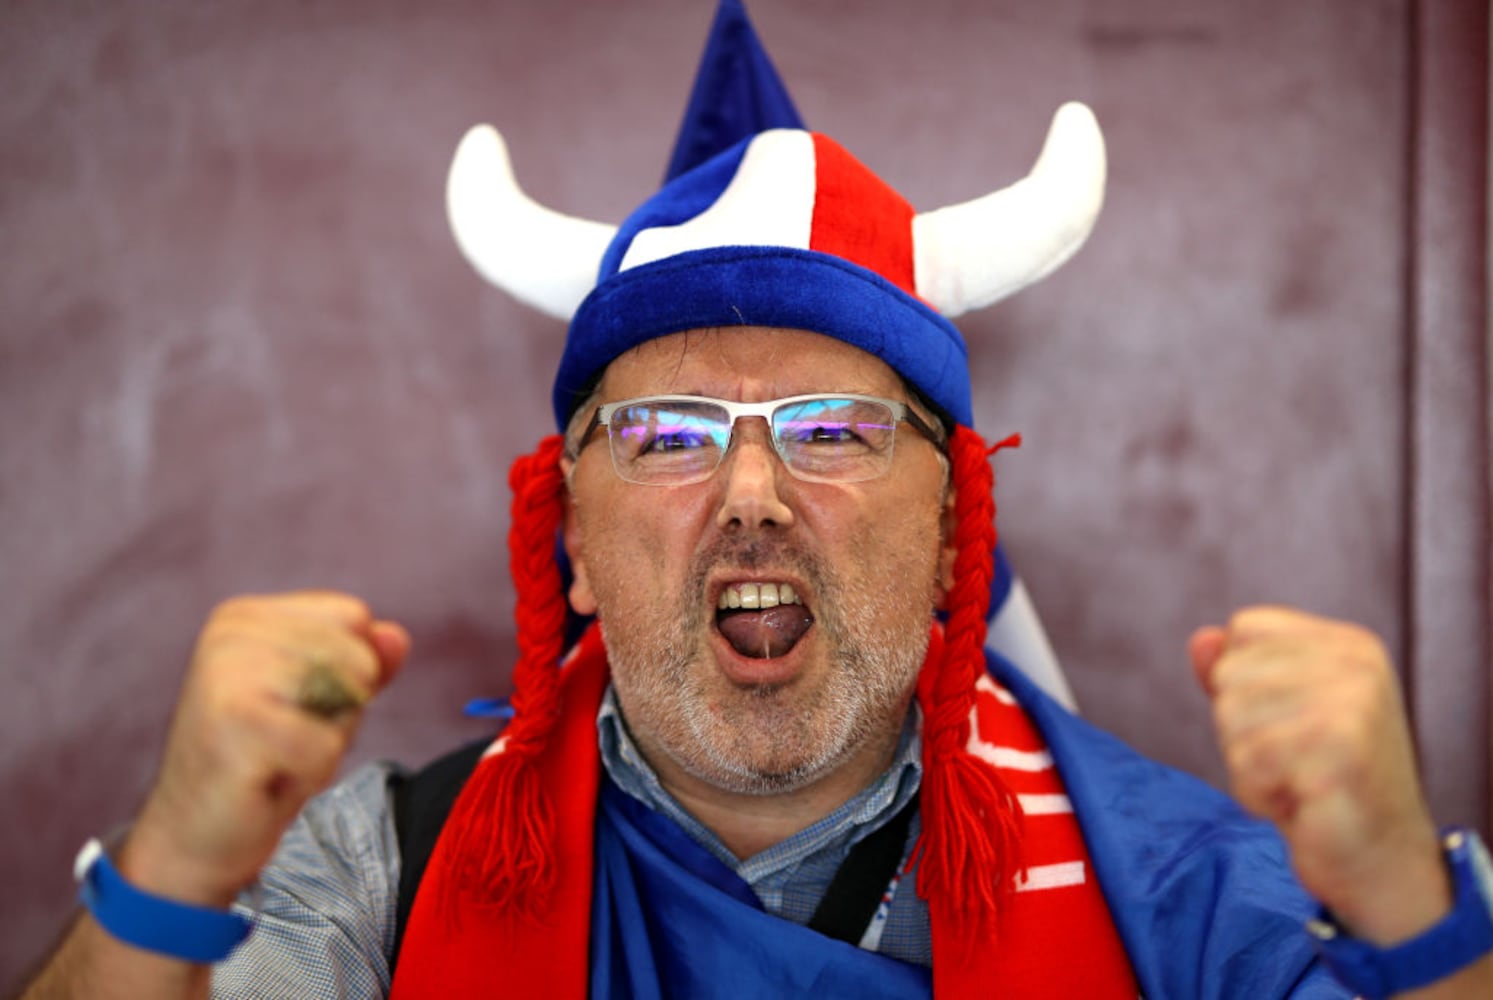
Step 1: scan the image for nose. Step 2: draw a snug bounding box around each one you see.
[714,417,795,532]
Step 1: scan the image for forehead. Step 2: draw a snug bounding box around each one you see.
[595,327,906,400]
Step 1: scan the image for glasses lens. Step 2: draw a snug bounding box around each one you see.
[773,397,897,482]
[607,400,731,484]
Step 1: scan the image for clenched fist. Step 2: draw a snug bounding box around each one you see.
[115,591,409,912]
[1188,606,1450,946]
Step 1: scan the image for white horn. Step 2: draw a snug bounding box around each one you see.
[446,124,617,321]
[912,102,1106,318]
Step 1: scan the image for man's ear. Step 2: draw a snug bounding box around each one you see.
[560,456,598,617]
[934,480,958,610]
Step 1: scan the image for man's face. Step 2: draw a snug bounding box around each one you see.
[562,327,955,798]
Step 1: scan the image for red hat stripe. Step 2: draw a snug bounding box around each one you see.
[808,133,918,300]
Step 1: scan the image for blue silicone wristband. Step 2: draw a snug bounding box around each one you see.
[1309,828,1493,998]
[74,838,253,963]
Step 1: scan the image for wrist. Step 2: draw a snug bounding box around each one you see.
[75,837,254,963]
[1309,828,1493,999]
[116,823,245,911]
[1327,829,1454,946]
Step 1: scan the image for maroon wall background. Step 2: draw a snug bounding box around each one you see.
[2,0,1487,986]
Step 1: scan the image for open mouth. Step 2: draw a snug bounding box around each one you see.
[714,582,815,660]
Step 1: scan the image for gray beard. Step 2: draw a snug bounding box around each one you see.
[601,535,929,797]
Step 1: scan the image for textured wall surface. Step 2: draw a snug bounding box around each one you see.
[1,0,1486,986]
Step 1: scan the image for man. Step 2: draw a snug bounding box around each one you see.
[21,2,1493,997]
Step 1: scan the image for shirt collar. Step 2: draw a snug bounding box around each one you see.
[596,683,923,877]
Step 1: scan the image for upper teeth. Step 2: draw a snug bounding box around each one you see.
[718,582,800,610]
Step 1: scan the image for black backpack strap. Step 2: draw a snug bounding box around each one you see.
[388,738,488,970]
[807,790,920,946]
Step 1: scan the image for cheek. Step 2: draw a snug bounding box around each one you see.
[574,492,701,608]
[824,492,947,598]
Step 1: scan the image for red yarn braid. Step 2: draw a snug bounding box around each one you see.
[914,425,1025,945]
[438,434,570,917]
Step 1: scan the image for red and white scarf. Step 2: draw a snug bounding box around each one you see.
[392,624,1136,998]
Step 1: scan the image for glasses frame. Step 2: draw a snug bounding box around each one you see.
[578,392,946,486]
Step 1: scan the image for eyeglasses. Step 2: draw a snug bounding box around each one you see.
[578,393,945,486]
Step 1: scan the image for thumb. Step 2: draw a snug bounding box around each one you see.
[1188,624,1229,695]
[369,620,412,688]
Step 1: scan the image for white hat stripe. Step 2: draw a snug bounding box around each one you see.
[618,129,818,274]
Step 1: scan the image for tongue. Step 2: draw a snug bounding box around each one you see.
[717,605,814,660]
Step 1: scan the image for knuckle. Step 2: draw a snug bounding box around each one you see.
[1225,730,1275,780]
[1227,604,1302,638]
[300,590,371,626]
[208,594,268,627]
[332,594,373,626]
[1227,605,1271,634]
[1344,623,1391,666]
[195,625,285,675]
[1210,691,1244,742]
[1208,648,1265,700]
[1226,606,1258,630]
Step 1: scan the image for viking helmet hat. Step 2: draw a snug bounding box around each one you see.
[448,78,1104,432]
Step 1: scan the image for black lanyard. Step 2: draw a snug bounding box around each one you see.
[807,790,920,946]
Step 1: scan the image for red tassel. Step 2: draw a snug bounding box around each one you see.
[439,750,557,921]
[913,425,1024,945]
[437,435,570,919]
